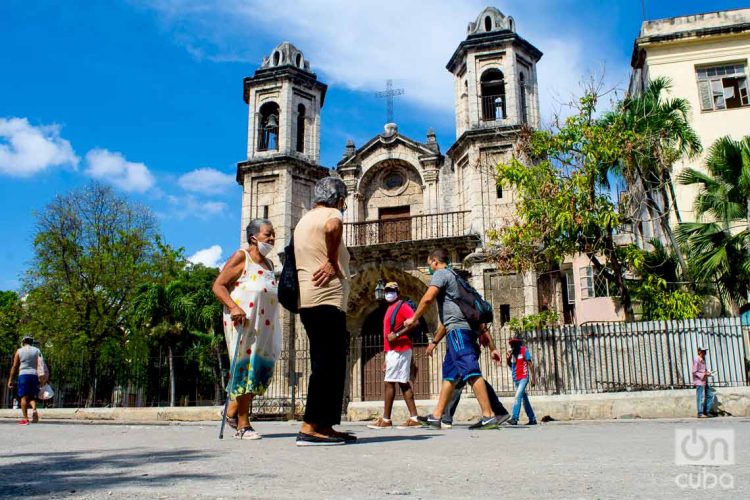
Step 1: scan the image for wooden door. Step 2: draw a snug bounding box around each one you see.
[378,206,411,244]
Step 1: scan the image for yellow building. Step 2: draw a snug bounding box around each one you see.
[629,8,750,242]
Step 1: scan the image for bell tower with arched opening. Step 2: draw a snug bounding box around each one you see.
[237,42,329,261]
[447,7,542,137]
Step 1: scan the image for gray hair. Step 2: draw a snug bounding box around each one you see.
[246,218,273,244]
[313,177,347,207]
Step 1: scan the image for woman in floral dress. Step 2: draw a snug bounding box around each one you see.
[212,218,282,439]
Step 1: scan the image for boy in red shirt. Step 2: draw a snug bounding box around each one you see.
[367,282,421,429]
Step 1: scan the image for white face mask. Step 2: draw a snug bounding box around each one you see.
[257,240,274,257]
[384,292,398,303]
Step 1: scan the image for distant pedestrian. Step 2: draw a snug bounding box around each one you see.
[437,324,511,428]
[367,282,421,430]
[692,345,716,418]
[507,335,537,425]
[7,336,46,425]
[405,248,501,430]
[294,176,355,446]
[212,218,282,440]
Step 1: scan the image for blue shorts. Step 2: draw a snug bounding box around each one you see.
[442,329,482,382]
[17,374,39,400]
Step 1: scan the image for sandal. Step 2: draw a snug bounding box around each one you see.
[218,410,238,430]
[235,425,262,440]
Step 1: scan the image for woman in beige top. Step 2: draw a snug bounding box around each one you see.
[294,176,355,446]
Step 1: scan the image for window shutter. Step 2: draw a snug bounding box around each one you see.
[697,80,712,111]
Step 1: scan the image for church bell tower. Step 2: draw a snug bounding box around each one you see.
[237,42,330,261]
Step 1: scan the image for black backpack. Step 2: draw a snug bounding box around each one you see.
[389,299,428,338]
[448,269,493,329]
[278,236,300,313]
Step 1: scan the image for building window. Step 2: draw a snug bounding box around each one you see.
[579,266,615,299]
[480,69,506,121]
[496,183,503,199]
[484,16,493,32]
[696,63,750,111]
[296,104,306,153]
[519,72,528,124]
[564,269,575,304]
[262,205,269,219]
[499,304,511,325]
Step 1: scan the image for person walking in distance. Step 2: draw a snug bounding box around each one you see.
[507,335,537,426]
[404,249,501,430]
[367,282,421,430]
[7,336,47,425]
[692,345,716,418]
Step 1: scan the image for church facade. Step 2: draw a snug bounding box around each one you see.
[236,7,554,405]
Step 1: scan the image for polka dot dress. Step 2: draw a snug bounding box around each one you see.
[223,249,281,398]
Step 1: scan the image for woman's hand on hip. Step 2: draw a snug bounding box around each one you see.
[312,260,337,287]
[230,305,247,326]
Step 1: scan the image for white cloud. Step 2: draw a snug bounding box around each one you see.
[85,148,156,193]
[188,244,223,268]
[166,194,228,219]
[138,0,629,121]
[178,167,236,195]
[0,117,79,177]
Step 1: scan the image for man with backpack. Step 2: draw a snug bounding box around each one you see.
[367,281,422,429]
[404,249,501,430]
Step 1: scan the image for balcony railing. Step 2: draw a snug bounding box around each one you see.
[480,94,506,122]
[344,211,472,247]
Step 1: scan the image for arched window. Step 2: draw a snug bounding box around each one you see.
[296,103,306,153]
[272,51,280,66]
[484,16,492,32]
[295,53,302,68]
[480,69,506,121]
[519,73,528,124]
[257,101,280,151]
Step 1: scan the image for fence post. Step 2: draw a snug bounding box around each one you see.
[287,312,297,421]
[551,326,561,394]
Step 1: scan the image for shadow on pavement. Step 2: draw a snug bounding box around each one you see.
[356,434,437,444]
[0,447,226,498]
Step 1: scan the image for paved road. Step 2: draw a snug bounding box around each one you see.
[0,417,748,499]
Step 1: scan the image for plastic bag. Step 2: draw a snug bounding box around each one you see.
[38,383,54,400]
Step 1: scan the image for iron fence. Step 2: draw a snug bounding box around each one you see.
[3,317,748,416]
[343,211,471,247]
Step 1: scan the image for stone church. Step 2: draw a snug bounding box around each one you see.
[236,7,550,405]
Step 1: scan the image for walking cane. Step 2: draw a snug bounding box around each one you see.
[219,327,244,439]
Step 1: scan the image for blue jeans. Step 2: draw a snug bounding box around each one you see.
[696,384,716,416]
[512,378,536,422]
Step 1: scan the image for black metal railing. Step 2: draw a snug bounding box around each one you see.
[480,94,506,121]
[344,211,472,247]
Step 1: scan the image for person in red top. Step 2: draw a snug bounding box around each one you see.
[367,282,421,429]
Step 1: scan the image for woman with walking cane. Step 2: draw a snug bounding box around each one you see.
[212,218,282,440]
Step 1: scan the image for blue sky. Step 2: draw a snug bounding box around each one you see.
[0,0,745,290]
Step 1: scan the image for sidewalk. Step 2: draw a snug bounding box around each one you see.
[2,387,749,424]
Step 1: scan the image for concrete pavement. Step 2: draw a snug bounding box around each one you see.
[1,418,748,499]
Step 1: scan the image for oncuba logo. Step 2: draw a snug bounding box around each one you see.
[674,428,734,490]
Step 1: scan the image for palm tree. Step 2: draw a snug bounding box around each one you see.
[607,77,702,277]
[131,279,195,407]
[676,136,750,313]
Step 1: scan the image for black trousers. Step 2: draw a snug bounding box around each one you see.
[300,305,348,428]
[443,379,508,423]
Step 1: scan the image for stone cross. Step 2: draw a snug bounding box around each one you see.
[375,79,405,123]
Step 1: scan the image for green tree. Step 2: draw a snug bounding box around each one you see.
[23,182,158,405]
[676,136,750,313]
[606,77,702,277]
[493,91,635,319]
[0,291,22,359]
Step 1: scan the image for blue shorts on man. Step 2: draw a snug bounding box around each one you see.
[17,374,39,400]
[442,328,482,382]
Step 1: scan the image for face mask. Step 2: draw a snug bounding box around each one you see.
[428,266,435,275]
[384,292,398,302]
[257,240,274,257]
